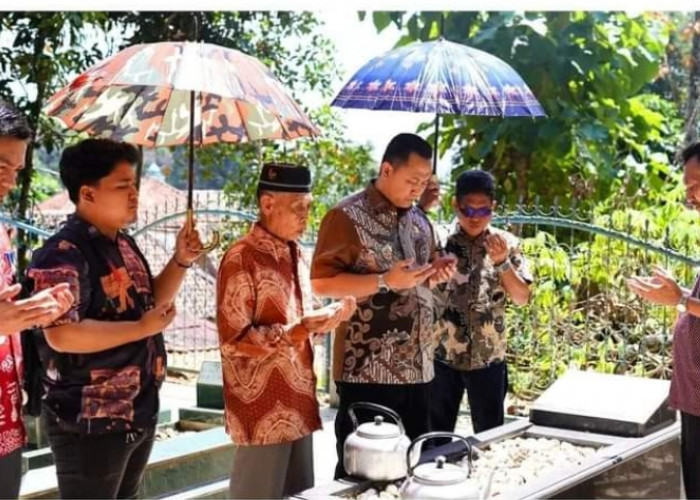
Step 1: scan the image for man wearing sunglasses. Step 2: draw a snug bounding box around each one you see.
[432,169,533,435]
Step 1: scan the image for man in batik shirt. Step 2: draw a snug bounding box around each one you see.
[311,133,456,479]
[0,100,73,499]
[217,163,355,499]
[28,138,203,499]
[432,170,533,435]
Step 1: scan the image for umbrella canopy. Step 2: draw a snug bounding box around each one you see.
[45,41,320,251]
[332,38,545,117]
[45,41,319,147]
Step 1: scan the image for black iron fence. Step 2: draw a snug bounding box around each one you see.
[3,192,698,398]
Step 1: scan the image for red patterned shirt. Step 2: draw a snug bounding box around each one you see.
[216,223,321,446]
[670,275,700,416]
[0,224,25,456]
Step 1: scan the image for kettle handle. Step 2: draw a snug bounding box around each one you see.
[348,402,406,434]
[405,432,472,477]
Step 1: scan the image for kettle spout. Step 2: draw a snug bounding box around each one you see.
[479,468,497,500]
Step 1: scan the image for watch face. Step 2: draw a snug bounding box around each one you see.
[497,260,511,272]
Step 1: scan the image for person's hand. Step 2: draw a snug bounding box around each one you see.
[0,283,73,335]
[385,259,436,291]
[44,283,74,325]
[174,218,205,267]
[429,254,458,286]
[302,297,356,334]
[418,176,440,212]
[337,296,357,322]
[138,303,177,337]
[485,233,509,266]
[627,265,683,306]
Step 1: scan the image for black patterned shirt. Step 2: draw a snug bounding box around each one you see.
[27,215,165,434]
[312,181,436,384]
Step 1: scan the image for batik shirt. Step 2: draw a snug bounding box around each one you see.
[28,215,165,434]
[217,223,321,446]
[312,181,436,385]
[435,226,533,371]
[0,224,24,456]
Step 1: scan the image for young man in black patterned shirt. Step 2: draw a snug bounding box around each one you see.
[28,139,203,498]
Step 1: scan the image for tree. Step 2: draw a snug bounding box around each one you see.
[683,12,700,146]
[2,12,375,239]
[366,12,682,210]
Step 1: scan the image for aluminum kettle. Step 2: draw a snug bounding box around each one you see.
[343,402,415,481]
[400,432,495,500]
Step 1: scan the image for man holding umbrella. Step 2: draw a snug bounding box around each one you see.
[27,138,204,498]
[311,133,457,479]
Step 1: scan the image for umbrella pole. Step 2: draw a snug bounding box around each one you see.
[431,112,445,255]
[432,113,440,174]
[135,145,143,192]
[187,90,195,230]
[187,88,220,252]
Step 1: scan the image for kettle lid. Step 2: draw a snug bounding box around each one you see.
[412,456,468,485]
[356,415,401,439]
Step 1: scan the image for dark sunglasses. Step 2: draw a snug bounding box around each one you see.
[458,206,492,218]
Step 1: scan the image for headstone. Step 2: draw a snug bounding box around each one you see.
[530,369,676,437]
[196,361,224,410]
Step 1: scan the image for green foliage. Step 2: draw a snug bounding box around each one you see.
[1,12,374,243]
[497,186,693,398]
[0,13,115,151]
[109,12,338,101]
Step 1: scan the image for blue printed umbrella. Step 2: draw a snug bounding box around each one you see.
[332,38,546,171]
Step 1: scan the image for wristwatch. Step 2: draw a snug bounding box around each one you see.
[677,293,690,313]
[377,274,391,293]
[496,259,512,274]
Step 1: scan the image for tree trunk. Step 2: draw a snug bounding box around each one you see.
[16,33,47,274]
[684,12,700,147]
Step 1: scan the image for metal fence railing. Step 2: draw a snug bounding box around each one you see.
[4,193,698,398]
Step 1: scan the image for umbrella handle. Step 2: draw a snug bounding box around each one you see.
[186,209,221,254]
[202,231,221,253]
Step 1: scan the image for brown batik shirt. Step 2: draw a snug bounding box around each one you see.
[217,223,322,446]
[434,226,533,371]
[312,181,436,385]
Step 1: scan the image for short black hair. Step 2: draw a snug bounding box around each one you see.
[681,142,700,165]
[456,169,496,201]
[381,133,432,167]
[0,100,31,141]
[59,138,139,204]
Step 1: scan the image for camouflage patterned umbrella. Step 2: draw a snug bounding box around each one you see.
[44,41,320,249]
